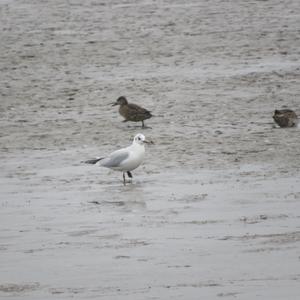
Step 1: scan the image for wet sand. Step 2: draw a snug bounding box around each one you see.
[1,0,300,299]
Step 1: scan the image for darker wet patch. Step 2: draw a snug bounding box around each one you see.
[68,229,98,237]
[102,200,126,206]
[178,220,224,225]
[165,281,221,289]
[49,287,85,295]
[0,283,40,293]
[221,231,300,244]
[114,255,131,259]
[217,292,240,297]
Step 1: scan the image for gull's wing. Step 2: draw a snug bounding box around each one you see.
[100,148,129,168]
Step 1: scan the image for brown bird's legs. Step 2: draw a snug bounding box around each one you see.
[142,120,152,129]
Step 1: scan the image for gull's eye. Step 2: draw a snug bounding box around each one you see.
[138,137,141,140]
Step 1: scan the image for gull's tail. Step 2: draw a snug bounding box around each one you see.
[84,158,103,164]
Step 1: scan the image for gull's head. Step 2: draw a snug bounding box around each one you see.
[133,133,151,145]
[112,96,128,106]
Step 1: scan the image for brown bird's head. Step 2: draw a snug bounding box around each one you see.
[112,96,128,106]
[272,109,298,127]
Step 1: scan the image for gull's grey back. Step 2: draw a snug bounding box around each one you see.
[100,150,129,168]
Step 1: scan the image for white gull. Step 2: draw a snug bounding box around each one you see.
[85,133,151,185]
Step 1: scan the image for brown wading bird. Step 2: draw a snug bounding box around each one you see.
[112,96,152,128]
[273,109,298,128]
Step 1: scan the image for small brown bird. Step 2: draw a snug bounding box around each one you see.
[273,109,298,128]
[112,96,152,128]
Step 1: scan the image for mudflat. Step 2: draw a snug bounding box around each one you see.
[0,0,300,299]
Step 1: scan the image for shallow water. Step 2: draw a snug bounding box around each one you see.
[1,0,300,299]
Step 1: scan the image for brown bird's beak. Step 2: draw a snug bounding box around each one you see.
[111,102,118,106]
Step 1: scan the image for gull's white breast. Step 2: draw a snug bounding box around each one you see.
[118,144,145,171]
